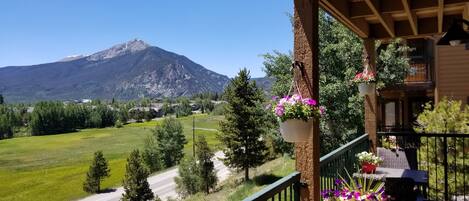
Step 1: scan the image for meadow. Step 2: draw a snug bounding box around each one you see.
[0,114,222,201]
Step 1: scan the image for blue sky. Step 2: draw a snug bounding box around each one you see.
[0,1,293,77]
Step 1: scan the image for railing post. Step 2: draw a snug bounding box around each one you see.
[363,39,378,154]
[293,0,320,200]
[443,136,449,201]
[294,181,300,201]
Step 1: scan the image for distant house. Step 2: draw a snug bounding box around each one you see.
[128,106,164,118]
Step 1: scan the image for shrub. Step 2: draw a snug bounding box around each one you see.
[141,135,163,172]
[414,97,469,133]
[175,157,200,198]
[115,120,123,128]
[210,103,226,116]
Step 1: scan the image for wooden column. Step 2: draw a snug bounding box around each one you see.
[293,0,320,201]
[363,39,378,153]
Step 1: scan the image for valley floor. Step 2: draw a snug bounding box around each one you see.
[0,114,222,201]
[79,151,230,201]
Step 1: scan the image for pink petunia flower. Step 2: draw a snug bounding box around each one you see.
[275,105,285,116]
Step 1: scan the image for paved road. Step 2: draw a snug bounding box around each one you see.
[79,151,229,201]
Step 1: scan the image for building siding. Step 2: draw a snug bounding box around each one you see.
[435,45,469,105]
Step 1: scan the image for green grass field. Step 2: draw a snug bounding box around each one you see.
[0,114,222,201]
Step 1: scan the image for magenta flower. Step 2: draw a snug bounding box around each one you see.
[303,98,317,106]
[354,191,361,199]
[275,105,285,116]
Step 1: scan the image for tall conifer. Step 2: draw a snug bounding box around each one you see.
[219,69,267,181]
[83,151,110,193]
[122,150,154,201]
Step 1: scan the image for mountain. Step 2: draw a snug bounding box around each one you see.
[0,39,230,102]
[252,77,273,95]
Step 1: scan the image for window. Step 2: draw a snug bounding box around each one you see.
[384,102,397,126]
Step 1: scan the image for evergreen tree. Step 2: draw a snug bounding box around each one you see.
[0,105,18,139]
[122,150,154,201]
[0,94,4,104]
[30,101,72,135]
[154,117,187,167]
[141,135,163,172]
[195,136,217,193]
[174,156,200,197]
[219,69,267,181]
[89,111,102,128]
[83,151,110,193]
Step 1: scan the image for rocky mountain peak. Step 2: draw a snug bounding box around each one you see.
[87,39,150,61]
[59,54,86,62]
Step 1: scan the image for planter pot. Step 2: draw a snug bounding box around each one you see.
[358,83,375,96]
[361,162,377,174]
[279,119,314,142]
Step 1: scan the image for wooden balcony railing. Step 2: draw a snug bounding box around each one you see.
[405,62,432,83]
[242,134,370,201]
[242,171,301,201]
[378,132,469,201]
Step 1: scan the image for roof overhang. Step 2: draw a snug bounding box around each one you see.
[319,0,469,39]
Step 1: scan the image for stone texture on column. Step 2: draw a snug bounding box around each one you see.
[293,0,320,201]
[363,39,378,153]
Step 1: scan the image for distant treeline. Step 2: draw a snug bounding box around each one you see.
[30,102,117,135]
[0,93,222,139]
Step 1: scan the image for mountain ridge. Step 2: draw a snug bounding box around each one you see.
[0,39,232,102]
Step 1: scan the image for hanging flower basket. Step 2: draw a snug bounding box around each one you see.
[279,118,314,142]
[271,94,325,142]
[352,67,376,97]
[358,82,375,96]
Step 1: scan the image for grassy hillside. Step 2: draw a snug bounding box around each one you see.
[0,114,222,201]
[185,156,295,201]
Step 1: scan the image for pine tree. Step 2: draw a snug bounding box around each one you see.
[154,117,187,167]
[219,69,268,181]
[195,136,217,193]
[122,150,154,201]
[83,151,110,193]
[0,94,4,104]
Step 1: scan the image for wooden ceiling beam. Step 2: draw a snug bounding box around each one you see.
[349,0,468,18]
[464,3,469,30]
[364,0,395,37]
[371,17,443,39]
[438,0,445,33]
[402,0,418,35]
[319,0,369,38]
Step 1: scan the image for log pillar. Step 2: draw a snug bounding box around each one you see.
[293,0,320,201]
[363,39,378,153]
